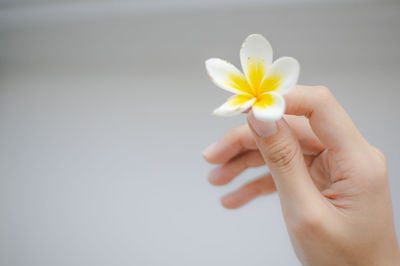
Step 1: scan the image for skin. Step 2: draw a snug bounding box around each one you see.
[203,85,400,266]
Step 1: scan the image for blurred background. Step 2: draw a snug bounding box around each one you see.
[0,0,399,265]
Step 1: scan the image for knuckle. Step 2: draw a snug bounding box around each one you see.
[314,85,332,100]
[266,140,298,169]
[370,148,387,179]
[358,146,388,187]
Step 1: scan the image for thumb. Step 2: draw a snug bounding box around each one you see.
[247,112,321,211]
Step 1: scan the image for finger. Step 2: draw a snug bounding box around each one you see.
[284,115,324,155]
[203,116,324,165]
[202,124,257,164]
[208,150,264,186]
[221,173,276,209]
[208,149,317,187]
[247,113,324,212]
[284,85,365,152]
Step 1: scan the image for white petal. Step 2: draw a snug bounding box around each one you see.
[205,58,251,95]
[252,92,285,121]
[213,95,256,117]
[240,34,273,83]
[267,57,300,95]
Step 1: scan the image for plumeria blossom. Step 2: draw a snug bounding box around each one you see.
[205,34,300,121]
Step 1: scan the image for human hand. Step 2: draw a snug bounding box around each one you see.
[203,85,400,266]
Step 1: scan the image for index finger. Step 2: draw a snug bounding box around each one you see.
[284,85,365,152]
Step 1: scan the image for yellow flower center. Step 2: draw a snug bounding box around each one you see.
[226,59,281,107]
[247,59,281,99]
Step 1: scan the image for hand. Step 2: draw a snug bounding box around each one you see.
[203,85,400,266]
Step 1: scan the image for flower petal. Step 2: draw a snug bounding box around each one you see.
[240,34,273,93]
[213,95,256,116]
[252,92,285,121]
[205,58,252,95]
[266,56,299,95]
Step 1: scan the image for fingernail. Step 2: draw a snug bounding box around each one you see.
[202,142,218,157]
[247,112,278,138]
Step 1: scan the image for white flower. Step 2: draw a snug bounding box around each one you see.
[205,34,300,121]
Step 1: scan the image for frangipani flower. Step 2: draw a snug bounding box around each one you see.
[205,34,300,121]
